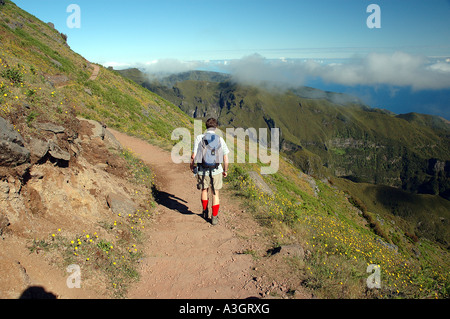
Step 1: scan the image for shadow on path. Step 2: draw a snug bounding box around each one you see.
[152,186,195,215]
[19,286,57,299]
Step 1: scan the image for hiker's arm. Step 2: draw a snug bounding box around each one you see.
[222,154,229,177]
[190,153,195,172]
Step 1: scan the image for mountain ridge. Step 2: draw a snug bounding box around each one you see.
[118,68,450,200]
[119,68,450,251]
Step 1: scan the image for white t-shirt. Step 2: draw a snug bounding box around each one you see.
[193,129,229,176]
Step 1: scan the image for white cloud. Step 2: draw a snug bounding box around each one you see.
[223,53,307,87]
[428,62,450,73]
[104,52,450,91]
[222,52,450,90]
[102,61,132,69]
[141,59,203,75]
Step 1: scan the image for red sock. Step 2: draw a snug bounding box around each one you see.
[212,204,220,217]
[202,200,208,211]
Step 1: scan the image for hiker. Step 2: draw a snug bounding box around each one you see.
[190,118,229,225]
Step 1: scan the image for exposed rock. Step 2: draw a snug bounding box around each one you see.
[248,171,273,196]
[0,117,25,145]
[0,213,10,235]
[141,107,150,118]
[34,122,66,134]
[0,117,30,167]
[328,137,376,149]
[48,141,70,162]
[43,74,69,87]
[6,21,23,30]
[24,186,46,216]
[27,138,49,162]
[104,129,122,150]
[77,118,121,150]
[28,165,44,180]
[0,141,30,167]
[0,179,9,195]
[268,244,305,260]
[376,238,398,253]
[77,117,105,140]
[299,171,320,197]
[106,192,138,216]
[278,244,305,259]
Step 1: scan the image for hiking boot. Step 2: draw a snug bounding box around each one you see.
[211,215,218,225]
[202,209,209,220]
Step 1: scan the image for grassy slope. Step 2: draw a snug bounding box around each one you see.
[126,77,450,297]
[226,160,449,298]
[0,0,192,297]
[1,0,448,299]
[150,77,450,200]
[117,74,450,298]
[0,0,192,150]
[142,75,450,246]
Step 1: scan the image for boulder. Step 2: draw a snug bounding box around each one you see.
[248,171,273,196]
[0,141,30,166]
[0,118,24,145]
[77,118,105,139]
[77,118,122,150]
[27,138,49,162]
[268,244,305,260]
[34,122,65,134]
[104,129,122,150]
[0,117,30,167]
[48,141,70,162]
[106,192,138,216]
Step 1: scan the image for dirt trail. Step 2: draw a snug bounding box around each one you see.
[88,64,100,81]
[109,129,263,299]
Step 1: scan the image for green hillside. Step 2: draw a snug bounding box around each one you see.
[0,1,192,148]
[137,72,450,198]
[121,70,450,249]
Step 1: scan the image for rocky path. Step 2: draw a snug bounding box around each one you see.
[109,129,263,299]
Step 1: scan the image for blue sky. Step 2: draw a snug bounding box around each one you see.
[14,0,450,63]
[13,0,450,119]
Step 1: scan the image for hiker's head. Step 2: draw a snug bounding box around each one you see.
[206,118,218,130]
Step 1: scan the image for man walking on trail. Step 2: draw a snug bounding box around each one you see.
[190,118,229,225]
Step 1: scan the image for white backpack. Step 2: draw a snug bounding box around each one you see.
[194,132,223,169]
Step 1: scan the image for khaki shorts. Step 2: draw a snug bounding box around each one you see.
[197,173,223,190]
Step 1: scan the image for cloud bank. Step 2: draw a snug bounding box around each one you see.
[223,52,450,91]
[107,51,450,91]
[143,59,203,75]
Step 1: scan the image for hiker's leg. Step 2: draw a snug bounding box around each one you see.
[212,190,220,217]
[201,188,209,211]
[212,190,219,206]
[201,188,208,201]
[198,172,209,214]
[211,173,223,220]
